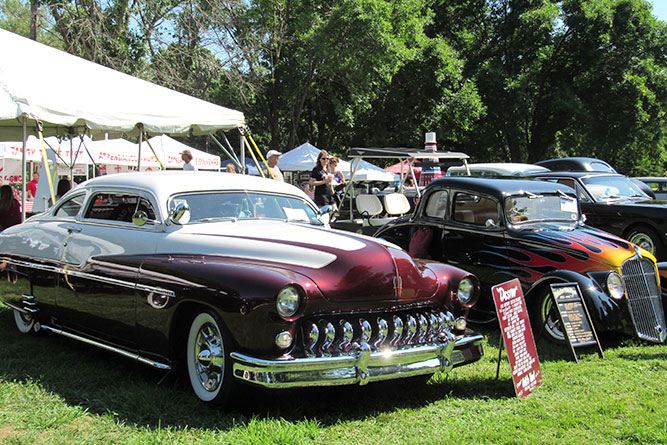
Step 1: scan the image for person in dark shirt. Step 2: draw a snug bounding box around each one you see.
[309,150,336,208]
[0,184,21,230]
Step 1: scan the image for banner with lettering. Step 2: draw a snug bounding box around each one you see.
[492,278,542,398]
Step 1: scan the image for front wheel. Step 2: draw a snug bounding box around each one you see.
[13,310,36,334]
[531,289,566,345]
[186,311,236,405]
[627,226,663,259]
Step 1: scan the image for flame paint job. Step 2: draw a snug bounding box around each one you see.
[373,177,664,340]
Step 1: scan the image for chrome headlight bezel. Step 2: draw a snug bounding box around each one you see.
[606,272,625,300]
[457,277,475,305]
[276,285,301,318]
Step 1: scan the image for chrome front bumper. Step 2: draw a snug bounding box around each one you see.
[231,333,484,388]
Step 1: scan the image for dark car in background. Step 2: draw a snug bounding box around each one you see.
[373,177,666,345]
[528,171,667,260]
[535,157,617,173]
[634,177,667,200]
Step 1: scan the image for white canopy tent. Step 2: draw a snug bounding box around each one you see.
[0,29,245,140]
[279,142,395,182]
[144,135,220,170]
[0,135,93,182]
[0,28,246,217]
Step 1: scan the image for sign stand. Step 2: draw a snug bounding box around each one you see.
[548,283,604,362]
[492,278,542,398]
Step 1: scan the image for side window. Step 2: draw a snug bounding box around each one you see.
[84,192,153,223]
[424,190,448,218]
[452,192,500,226]
[54,193,85,218]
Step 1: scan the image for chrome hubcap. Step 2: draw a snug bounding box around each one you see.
[194,322,224,392]
[541,294,565,341]
[629,233,655,254]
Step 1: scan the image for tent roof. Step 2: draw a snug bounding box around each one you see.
[278,142,322,171]
[145,135,220,170]
[0,29,245,140]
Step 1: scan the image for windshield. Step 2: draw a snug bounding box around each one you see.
[168,191,321,225]
[505,194,579,224]
[580,176,648,202]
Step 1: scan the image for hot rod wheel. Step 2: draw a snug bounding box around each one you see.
[186,311,237,405]
[531,289,567,345]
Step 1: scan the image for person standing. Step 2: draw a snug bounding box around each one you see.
[181,150,198,171]
[309,150,336,208]
[225,163,237,173]
[27,172,39,198]
[264,150,284,181]
[0,184,21,230]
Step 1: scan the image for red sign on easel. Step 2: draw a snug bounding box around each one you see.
[492,278,542,398]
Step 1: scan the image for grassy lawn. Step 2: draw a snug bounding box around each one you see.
[1,305,666,444]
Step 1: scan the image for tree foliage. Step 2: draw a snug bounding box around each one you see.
[2,0,667,174]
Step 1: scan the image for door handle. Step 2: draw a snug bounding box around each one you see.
[66,226,82,233]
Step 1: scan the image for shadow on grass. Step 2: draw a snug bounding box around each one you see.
[0,309,509,431]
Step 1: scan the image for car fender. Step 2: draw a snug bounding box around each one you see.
[525,269,627,334]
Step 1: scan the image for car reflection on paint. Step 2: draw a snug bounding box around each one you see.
[0,171,485,406]
[373,176,666,345]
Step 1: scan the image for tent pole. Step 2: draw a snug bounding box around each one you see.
[137,125,143,171]
[240,129,246,174]
[21,115,27,222]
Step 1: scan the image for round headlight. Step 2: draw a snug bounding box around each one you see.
[457,277,475,305]
[276,285,300,318]
[607,272,625,300]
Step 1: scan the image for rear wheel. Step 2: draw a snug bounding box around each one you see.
[186,311,236,405]
[531,289,566,345]
[13,310,36,334]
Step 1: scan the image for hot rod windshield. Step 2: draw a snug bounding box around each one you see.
[580,175,648,202]
[505,193,579,224]
[169,191,322,225]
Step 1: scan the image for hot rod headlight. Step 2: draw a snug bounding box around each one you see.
[606,272,625,300]
[276,285,301,318]
[457,277,475,305]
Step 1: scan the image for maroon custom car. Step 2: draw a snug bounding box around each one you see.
[0,171,484,405]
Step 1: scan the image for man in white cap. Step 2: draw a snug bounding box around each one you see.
[265,149,284,181]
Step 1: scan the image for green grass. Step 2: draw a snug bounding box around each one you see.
[1,306,666,444]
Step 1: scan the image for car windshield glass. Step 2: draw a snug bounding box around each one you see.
[505,194,578,224]
[580,176,647,202]
[168,191,321,225]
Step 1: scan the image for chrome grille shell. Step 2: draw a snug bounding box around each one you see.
[621,257,666,343]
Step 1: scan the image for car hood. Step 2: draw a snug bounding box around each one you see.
[159,220,438,303]
[509,222,644,272]
[598,198,667,209]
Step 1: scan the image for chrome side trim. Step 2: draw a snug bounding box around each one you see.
[2,301,32,314]
[40,324,171,370]
[0,257,176,298]
[230,332,484,389]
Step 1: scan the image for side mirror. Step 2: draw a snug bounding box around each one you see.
[132,210,159,227]
[485,218,497,228]
[132,210,148,226]
[169,202,190,224]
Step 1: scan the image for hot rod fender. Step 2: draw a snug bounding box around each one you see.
[524,269,633,336]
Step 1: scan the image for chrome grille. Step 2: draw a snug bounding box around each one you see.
[621,257,666,342]
[301,309,456,357]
